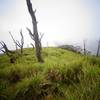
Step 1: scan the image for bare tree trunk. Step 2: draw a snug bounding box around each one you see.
[96,40,100,57]
[83,40,86,55]
[26,0,43,62]
[19,29,24,54]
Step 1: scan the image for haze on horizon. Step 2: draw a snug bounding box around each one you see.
[0,0,100,54]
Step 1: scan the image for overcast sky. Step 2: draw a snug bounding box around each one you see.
[0,0,100,51]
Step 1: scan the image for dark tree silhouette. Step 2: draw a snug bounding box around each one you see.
[0,41,16,63]
[9,29,24,54]
[26,0,44,62]
[96,40,100,57]
[83,40,86,55]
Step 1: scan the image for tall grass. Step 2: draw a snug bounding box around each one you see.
[0,47,100,100]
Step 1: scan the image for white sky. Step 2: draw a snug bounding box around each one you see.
[0,0,100,50]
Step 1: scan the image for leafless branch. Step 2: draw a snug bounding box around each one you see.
[26,27,35,41]
[16,40,21,47]
[20,29,24,47]
[39,33,44,42]
[9,29,24,54]
[30,43,34,48]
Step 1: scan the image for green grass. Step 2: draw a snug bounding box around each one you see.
[0,47,100,100]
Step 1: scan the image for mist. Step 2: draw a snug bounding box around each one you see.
[0,0,100,55]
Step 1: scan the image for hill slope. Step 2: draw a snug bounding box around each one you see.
[0,47,100,100]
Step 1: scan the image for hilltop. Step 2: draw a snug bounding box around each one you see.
[0,47,100,100]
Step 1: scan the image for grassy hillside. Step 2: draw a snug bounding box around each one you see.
[0,47,100,100]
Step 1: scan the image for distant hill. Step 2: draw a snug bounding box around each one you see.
[58,44,82,53]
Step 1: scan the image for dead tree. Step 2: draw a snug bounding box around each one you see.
[83,40,86,55]
[0,41,16,63]
[0,41,13,55]
[16,30,24,54]
[26,0,44,62]
[9,29,24,54]
[96,40,100,57]
[9,32,18,51]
